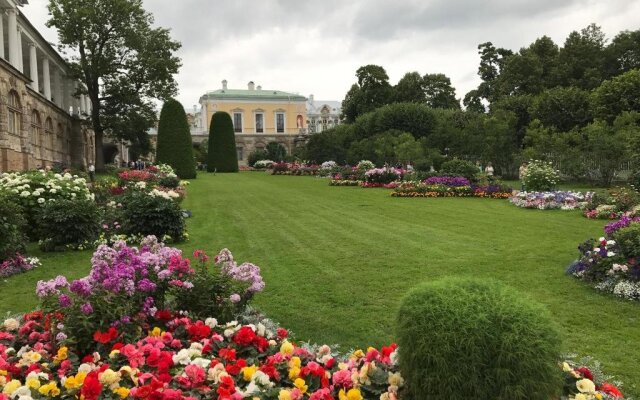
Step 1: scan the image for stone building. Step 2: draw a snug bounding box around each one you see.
[0,0,95,172]
[198,80,307,165]
[306,95,341,134]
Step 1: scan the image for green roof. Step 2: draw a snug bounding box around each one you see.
[204,89,306,101]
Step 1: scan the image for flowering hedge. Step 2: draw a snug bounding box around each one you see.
[521,160,559,191]
[567,216,640,301]
[328,180,362,187]
[271,163,320,176]
[510,191,593,210]
[363,168,403,186]
[391,181,512,199]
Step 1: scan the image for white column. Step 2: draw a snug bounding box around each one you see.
[17,28,23,73]
[43,58,51,100]
[7,9,18,68]
[0,13,5,60]
[79,93,86,114]
[29,44,39,92]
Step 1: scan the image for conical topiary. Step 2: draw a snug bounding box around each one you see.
[156,99,196,179]
[207,111,238,172]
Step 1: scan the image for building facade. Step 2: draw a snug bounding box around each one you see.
[0,0,95,172]
[199,80,307,165]
[306,95,341,134]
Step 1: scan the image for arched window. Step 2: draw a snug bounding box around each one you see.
[45,117,54,152]
[8,91,21,135]
[31,111,42,156]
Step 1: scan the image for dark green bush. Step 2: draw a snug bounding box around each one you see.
[156,99,197,179]
[440,158,479,180]
[34,199,100,251]
[613,224,640,259]
[397,278,561,400]
[248,149,269,167]
[207,111,239,172]
[120,192,185,242]
[0,195,27,261]
[158,175,180,189]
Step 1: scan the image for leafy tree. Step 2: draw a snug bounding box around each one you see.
[47,0,181,171]
[556,24,607,89]
[265,142,287,161]
[606,30,640,75]
[475,42,513,102]
[591,69,640,123]
[394,72,425,103]
[422,73,460,109]
[207,112,238,173]
[530,87,592,131]
[341,65,393,122]
[395,132,425,163]
[304,125,352,164]
[490,94,533,149]
[353,103,437,141]
[463,90,486,113]
[194,139,208,164]
[156,99,196,179]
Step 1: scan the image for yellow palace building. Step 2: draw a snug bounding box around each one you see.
[198,80,307,165]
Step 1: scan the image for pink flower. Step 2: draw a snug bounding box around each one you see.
[332,369,353,389]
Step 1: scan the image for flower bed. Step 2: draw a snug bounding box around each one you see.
[0,255,40,279]
[567,216,640,301]
[391,181,512,199]
[271,163,319,176]
[583,187,640,220]
[510,191,593,210]
[328,180,362,187]
[363,167,403,186]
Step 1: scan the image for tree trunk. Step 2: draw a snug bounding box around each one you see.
[90,89,105,171]
[94,128,105,171]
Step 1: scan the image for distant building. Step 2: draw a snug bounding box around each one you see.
[306,95,341,134]
[197,80,307,165]
[0,0,100,172]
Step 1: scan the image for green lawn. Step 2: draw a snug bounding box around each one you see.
[1,172,638,395]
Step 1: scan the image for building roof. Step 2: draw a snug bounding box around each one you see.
[306,99,342,115]
[203,89,306,101]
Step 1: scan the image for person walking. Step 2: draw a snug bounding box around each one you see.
[88,163,96,182]
[519,162,528,192]
[484,162,494,177]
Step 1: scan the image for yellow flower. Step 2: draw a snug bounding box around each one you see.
[109,349,121,359]
[39,382,61,397]
[64,372,87,390]
[114,387,130,399]
[2,379,22,396]
[149,327,163,337]
[351,350,365,359]
[280,341,294,356]
[278,389,292,400]
[26,376,41,389]
[562,362,572,372]
[595,394,603,400]
[289,357,301,369]
[241,365,258,382]
[99,369,121,388]
[288,366,300,380]
[339,388,363,400]
[53,347,68,364]
[574,394,588,400]
[388,372,404,387]
[576,378,596,394]
[293,378,308,393]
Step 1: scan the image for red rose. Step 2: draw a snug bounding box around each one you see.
[80,372,102,400]
[577,367,594,381]
[187,321,211,341]
[232,327,256,347]
[254,336,269,352]
[277,328,288,339]
[600,383,624,398]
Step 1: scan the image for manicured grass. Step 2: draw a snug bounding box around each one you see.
[1,172,638,395]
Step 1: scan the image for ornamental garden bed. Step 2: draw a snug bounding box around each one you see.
[509,191,593,210]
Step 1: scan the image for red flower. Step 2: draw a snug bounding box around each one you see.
[259,364,280,380]
[254,336,269,352]
[155,310,172,321]
[216,375,237,399]
[219,348,236,362]
[577,367,594,381]
[187,321,211,341]
[225,359,246,376]
[93,327,118,344]
[232,326,256,347]
[80,372,102,400]
[600,383,624,398]
[277,328,288,339]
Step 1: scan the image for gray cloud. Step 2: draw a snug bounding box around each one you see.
[20,0,640,110]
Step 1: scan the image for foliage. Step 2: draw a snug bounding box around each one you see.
[156,99,197,179]
[353,102,437,141]
[422,73,460,109]
[397,278,562,399]
[341,64,394,122]
[119,191,186,242]
[34,199,100,251]
[613,223,640,259]
[265,142,287,161]
[440,158,479,181]
[248,149,269,167]
[591,69,640,123]
[158,175,181,189]
[46,0,181,170]
[0,194,27,262]
[208,111,239,173]
[521,160,559,191]
[530,86,592,131]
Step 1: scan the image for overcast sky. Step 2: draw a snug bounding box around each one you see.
[21,0,640,111]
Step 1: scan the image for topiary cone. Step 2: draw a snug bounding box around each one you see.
[207,111,239,173]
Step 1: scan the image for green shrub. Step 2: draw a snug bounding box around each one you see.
[613,224,640,259]
[34,199,100,251]
[156,99,197,179]
[207,111,239,172]
[120,191,185,242]
[0,194,27,261]
[440,158,478,180]
[158,175,180,189]
[248,149,269,167]
[522,160,559,191]
[397,278,561,400]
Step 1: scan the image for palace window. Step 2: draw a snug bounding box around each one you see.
[8,91,21,135]
[31,110,42,151]
[276,113,285,133]
[45,117,54,150]
[233,112,242,133]
[255,113,264,133]
[56,123,64,155]
[236,147,243,161]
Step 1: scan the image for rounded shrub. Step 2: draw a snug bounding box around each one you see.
[522,160,559,191]
[0,195,27,261]
[613,223,640,259]
[248,149,269,167]
[440,158,479,180]
[397,278,561,400]
[207,111,239,172]
[34,199,100,251]
[120,191,185,242]
[156,99,197,179]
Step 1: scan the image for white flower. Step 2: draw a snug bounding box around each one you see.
[19,191,30,197]
[37,198,45,204]
[576,378,596,393]
[190,357,210,368]
[3,318,20,331]
[172,349,191,365]
[204,318,218,329]
[607,251,616,257]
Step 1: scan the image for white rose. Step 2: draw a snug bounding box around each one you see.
[3,318,20,331]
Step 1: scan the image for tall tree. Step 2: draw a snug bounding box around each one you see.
[422,73,460,109]
[156,99,196,179]
[394,72,425,103]
[606,30,640,75]
[530,87,592,131]
[556,24,607,89]
[47,0,181,171]
[591,69,640,123]
[475,42,513,102]
[341,65,393,122]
